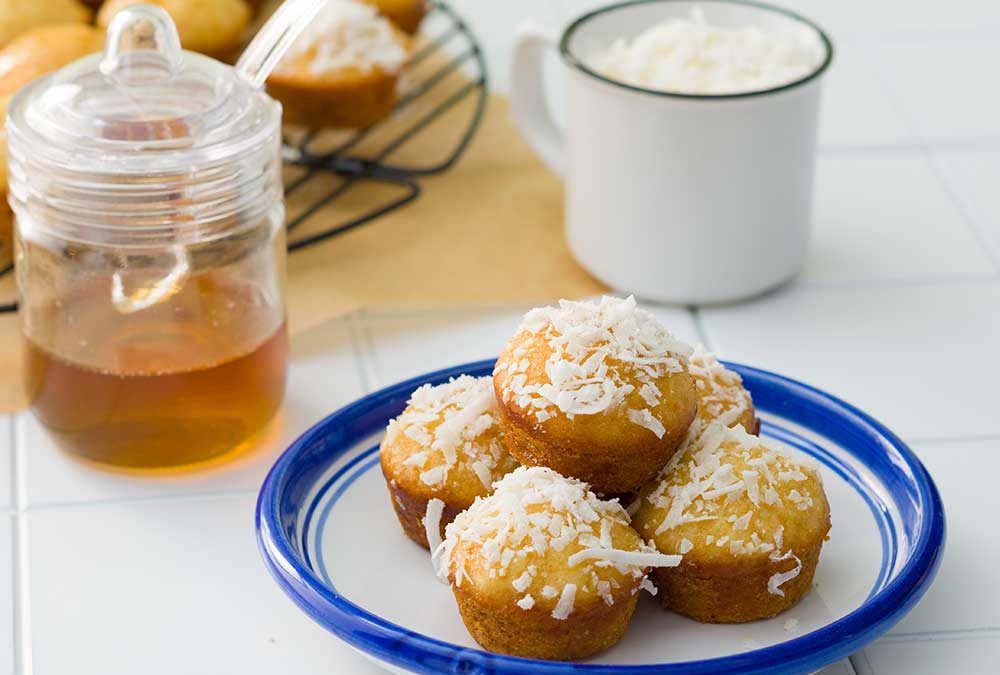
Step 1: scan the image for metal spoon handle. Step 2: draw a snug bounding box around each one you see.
[235,0,327,89]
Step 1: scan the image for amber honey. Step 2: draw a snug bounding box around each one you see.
[24,276,288,470]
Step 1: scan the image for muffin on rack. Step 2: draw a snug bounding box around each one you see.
[381,375,520,550]
[266,0,410,129]
[493,296,697,495]
[688,344,758,438]
[98,0,253,61]
[0,24,105,97]
[363,0,427,34]
[632,423,831,623]
[0,0,92,49]
[0,23,107,269]
[437,466,682,660]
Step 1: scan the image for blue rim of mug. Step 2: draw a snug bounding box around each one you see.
[257,358,945,675]
[559,0,835,100]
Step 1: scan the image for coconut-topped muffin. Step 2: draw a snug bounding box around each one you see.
[381,375,519,549]
[633,423,830,623]
[688,345,758,438]
[436,466,682,660]
[267,0,411,129]
[493,296,697,494]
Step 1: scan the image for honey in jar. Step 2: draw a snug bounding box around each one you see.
[25,276,287,469]
[7,6,288,470]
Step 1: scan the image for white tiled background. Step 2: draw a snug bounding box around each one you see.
[4,1,1000,673]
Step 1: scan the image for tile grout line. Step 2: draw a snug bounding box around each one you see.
[848,21,1000,276]
[850,650,875,675]
[880,626,1000,642]
[688,305,716,351]
[906,431,1000,446]
[22,487,260,514]
[10,415,31,675]
[348,308,380,393]
[793,274,999,293]
[363,301,534,321]
[923,150,1000,273]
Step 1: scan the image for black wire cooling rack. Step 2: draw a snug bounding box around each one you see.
[0,0,488,314]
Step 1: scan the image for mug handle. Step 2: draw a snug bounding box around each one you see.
[510,22,565,177]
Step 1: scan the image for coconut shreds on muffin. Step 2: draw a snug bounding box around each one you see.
[383,375,510,492]
[277,0,409,76]
[495,296,693,437]
[687,344,757,438]
[643,423,823,596]
[435,466,682,619]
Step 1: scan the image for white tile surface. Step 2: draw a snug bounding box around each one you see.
[0,516,13,675]
[700,282,1000,441]
[934,148,1000,262]
[448,0,562,92]
[19,318,365,508]
[26,494,383,675]
[889,438,1000,635]
[802,151,995,284]
[364,306,532,386]
[859,636,1000,675]
[364,303,700,387]
[873,38,1000,144]
[837,0,1000,35]
[0,418,11,512]
[818,660,857,675]
[818,45,915,149]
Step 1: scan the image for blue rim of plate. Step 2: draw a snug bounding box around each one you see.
[257,359,946,675]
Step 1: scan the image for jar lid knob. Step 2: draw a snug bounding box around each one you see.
[100,4,184,85]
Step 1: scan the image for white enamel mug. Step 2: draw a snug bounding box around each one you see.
[511,0,833,304]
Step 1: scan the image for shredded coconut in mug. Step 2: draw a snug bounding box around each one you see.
[592,6,825,95]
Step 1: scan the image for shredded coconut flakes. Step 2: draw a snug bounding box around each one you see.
[279,0,408,75]
[441,466,673,617]
[496,296,692,437]
[384,375,513,491]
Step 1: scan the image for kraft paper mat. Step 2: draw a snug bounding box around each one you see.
[0,95,605,412]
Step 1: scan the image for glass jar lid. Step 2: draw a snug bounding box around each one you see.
[5,5,283,248]
[8,4,278,173]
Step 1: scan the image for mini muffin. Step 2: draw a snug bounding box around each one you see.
[0,24,105,97]
[0,114,10,268]
[0,190,11,270]
[266,0,410,129]
[688,344,759,437]
[633,423,831,623]
[0,0,92,49]
[363,0,426,34]
[0,24,105,269]
[98,0,252,61]
[380,375,520,550]
[493,296,697,495]
[437,466,681,660]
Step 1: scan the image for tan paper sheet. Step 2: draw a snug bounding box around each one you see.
[0,96,606,411]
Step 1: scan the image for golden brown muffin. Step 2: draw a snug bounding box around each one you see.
[381,375,520,550]
[98,0,252,61]
[493,296,697,495]
[633,423,831,623]
[0,24,105,269]
[688,344,758,437]
[0,192,11,269]
[266,0,410,129]
[363,0,426,34]
[438,466,681,660]
[0,0,92,49]
[0,24,105,97]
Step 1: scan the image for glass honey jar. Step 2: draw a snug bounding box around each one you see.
[6,7,288,471]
